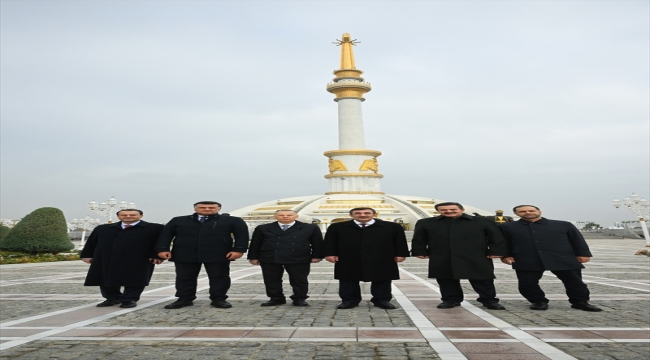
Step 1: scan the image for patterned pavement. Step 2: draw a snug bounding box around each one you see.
[0,239,648,359]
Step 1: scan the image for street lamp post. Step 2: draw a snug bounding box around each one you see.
[612,193,650,247]
[70,216,101,249]
[88,196,136,223]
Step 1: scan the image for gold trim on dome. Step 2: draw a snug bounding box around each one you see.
[324,173,383,179]
[325,191,385,195]
[324,149,382,157]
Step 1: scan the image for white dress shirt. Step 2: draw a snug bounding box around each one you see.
[354,219,375,227]
[122,221,140,229]
[279,221,296,230]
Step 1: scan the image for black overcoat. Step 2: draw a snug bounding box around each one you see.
[499,218,592,271]
[155,213,249,263]
[323,219,410,282]
[81,221,164,287]
[248,221,324,264]
[411,214,507,279]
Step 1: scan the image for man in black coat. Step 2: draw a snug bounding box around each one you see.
[411,202,508,310]
[324,207,410,310]
[156,201,249,309]
[248,210,324,307]
[81,209,164,308]
[500,205,602,312]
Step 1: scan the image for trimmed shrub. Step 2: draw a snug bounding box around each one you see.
[0,207,74,253]
[0,225,10,240]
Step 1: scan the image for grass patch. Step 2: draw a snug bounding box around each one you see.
[0,251,80,264]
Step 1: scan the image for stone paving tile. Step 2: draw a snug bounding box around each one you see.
[463,355,550,360]
[0,340,440,359]
[0,329,48,337]
[588,329,650,339]
[291,328,357,339]
[179,329,251,339]
[0,283,170,295]
[582,273,650,280]
[470,300,650,328]
[0,272,84,281]
[357,329,423,340]
[56,329,130,337]
[87,300,415,328]
[441,330,513,339]
[551,342,650,360]
[455,342,539,354]
[525,330,608,340]
[0,300,97,322]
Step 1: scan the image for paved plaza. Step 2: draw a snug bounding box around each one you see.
[0,239,648,360]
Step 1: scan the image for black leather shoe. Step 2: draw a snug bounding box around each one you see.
[484,303,506,310]
[437,302,460,309]
[337,302,359,309]
[97,300,121,307]
[120,301,137,308]
[164,299,194,309]
[261,299,286,307]
[373,302,397,309]
[530,302,548,310]
[211,300,233,308]
[483,303,506,310]
[571,302,602,312]
[292,300,309,307]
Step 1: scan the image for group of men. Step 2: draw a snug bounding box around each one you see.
[81,201,601,312]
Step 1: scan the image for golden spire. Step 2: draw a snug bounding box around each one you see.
[327,33,371,101]
[334,33,358,69]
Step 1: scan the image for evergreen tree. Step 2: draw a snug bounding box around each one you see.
[0,225,10,240]
[0,207,74,253]
[582,222,602,230]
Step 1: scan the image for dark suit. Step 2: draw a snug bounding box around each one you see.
[323,219,409,304]
[248,221,323,301]
[411,214,507,304]
[500,218,593,304]
[156,213,249,301]
[82,221,164,302]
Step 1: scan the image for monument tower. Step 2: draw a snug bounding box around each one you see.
[324,33,382,195]
[229,33,491,232]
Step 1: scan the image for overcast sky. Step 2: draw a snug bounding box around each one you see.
[1,0,648,226]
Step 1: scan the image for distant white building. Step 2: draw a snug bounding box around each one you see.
[0,219,20,228]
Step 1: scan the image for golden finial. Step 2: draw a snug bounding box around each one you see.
[333,33,359,69]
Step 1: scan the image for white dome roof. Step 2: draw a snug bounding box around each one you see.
[228,193,492,231]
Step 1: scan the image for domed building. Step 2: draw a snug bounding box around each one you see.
[229,33,492,232]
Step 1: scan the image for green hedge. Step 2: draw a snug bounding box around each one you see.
[0,225,10,240]
[0,207,74,253]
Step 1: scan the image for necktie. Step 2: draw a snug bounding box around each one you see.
[281,225,289,231]
[124,224,132,229]
[360,223,366,228]
[199,216,207,223]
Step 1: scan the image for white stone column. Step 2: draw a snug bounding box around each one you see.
[337,98,366,149]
